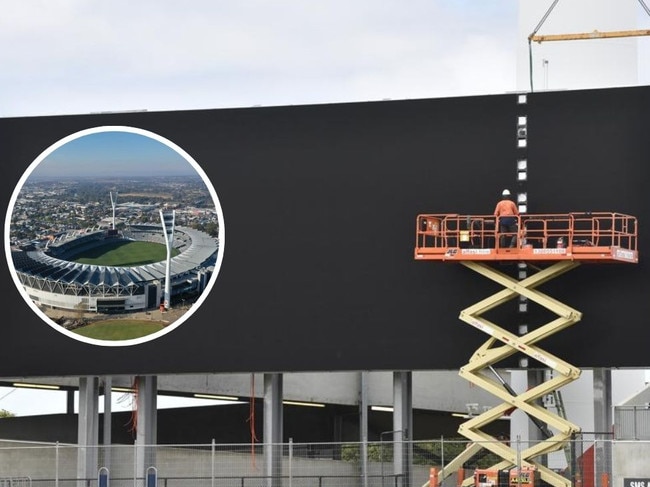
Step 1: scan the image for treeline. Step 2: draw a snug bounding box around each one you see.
[190,221,219,237]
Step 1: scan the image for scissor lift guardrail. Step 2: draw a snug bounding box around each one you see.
[415,212,637,263]
[415,212,638,487]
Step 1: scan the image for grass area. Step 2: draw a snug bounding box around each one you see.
[72,319,166,340]
[72,240,179,266]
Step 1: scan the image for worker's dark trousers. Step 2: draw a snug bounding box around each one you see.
[499,217,517,248]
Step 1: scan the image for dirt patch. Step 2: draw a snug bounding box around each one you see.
[41,303,193,330]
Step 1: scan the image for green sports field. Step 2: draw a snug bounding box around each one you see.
[71,240,179,266]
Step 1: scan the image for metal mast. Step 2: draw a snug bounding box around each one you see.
[160,209,175,310]
[109,191,118,230]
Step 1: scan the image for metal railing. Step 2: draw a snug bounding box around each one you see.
[0,478,31,487]
[414,212,638,260]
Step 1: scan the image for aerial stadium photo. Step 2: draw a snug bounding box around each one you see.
[5,126,223,345]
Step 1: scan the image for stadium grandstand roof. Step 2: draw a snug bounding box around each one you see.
[12,225,218,288]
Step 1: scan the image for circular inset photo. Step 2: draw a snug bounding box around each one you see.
[5,126,224,346]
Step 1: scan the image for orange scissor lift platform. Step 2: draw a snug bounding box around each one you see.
[415,212,638,263]
[416,212,638,487]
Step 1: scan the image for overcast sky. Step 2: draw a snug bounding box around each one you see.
[0,0,520,118]
[1,1,649,417]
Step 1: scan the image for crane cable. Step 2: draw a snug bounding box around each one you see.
[527,0,650,92]
[639,0,650,17]
[528,0,561,92]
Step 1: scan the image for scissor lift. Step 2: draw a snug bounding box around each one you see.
[415,212,638,487]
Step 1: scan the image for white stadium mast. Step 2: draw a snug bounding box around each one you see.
[109,191,118,230]
[160,209,175,310]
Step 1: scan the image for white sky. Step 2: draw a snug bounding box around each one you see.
[0,0,520,117]
[1,1,649,417]
[0,386,233,416]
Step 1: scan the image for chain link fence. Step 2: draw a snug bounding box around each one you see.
[0,437,646,487]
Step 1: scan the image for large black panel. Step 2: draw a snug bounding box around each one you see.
[7,87,645,376]
[525,86,650,367]
[0,95,519,376]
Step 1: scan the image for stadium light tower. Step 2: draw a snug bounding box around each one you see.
[109,191,118,230]
[159,209,175,310]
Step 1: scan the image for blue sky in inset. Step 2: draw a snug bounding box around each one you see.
[31,131,197,179]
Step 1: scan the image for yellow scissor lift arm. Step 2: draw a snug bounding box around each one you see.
[415,212,638,487]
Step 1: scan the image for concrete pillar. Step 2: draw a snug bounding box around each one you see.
[77,376,99,483]
[510,370,547,455]
[393,371,412,487]
[135,375,157,480]
[359,371,369,487]
[102,377,112,470]
[264,373,283,487]
[66,390,75,415]
[593,368,612,487]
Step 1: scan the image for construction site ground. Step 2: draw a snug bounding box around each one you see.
[41,303,193,330]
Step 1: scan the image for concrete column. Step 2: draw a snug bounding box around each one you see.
[510,370,547,454]
[264,373,283,487]
[359,371,369,487]
[593,368,612,487]
[102,377,112,471]
[67,390,75,415]
[529,370,546,464]
[393,371,412,487]
[135,375,157,480]
[77,376,99,483]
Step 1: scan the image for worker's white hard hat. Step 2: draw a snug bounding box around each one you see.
[502,189,511,196]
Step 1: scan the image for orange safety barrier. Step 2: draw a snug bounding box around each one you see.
[429,467,439,487]
[414,212,638,263]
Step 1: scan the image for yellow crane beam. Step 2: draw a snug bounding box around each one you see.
[530,29,650,43]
